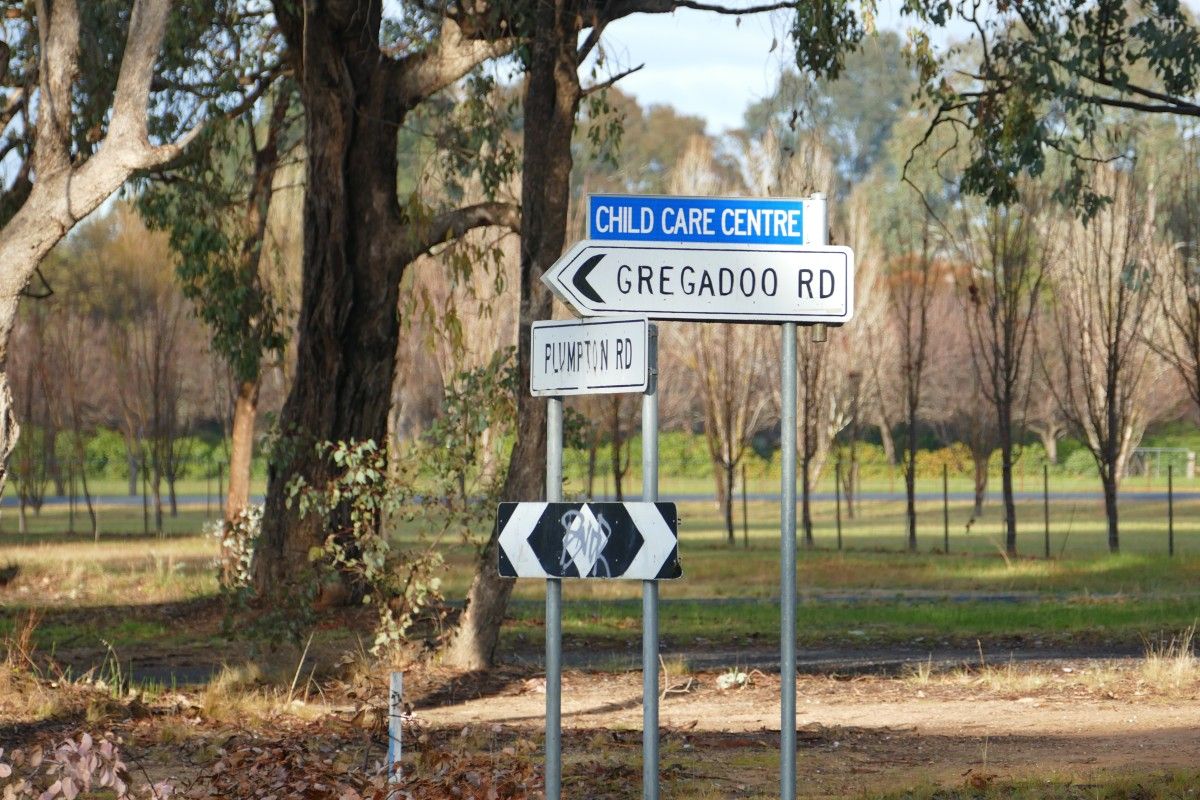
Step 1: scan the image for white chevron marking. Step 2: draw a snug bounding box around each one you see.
[498,503,549,577]
[623,503,676,579]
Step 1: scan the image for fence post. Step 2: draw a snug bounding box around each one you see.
[741,461,749,549]
[942,464,949,555]
[1169,464,1175,558]
[835,461,843,551]
[68,459,76,535]
[141,464,149,537]
[1043,463,1050,560]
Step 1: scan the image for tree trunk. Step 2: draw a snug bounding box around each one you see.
[47,427,64,497]
[723,460,735,545]
[152,461,164,535]
[844,443,857,520]
[168,477,178,518]
[78,447,98,542]
[254,6,408,598]
[126,447,139,496]
[585,428,598,499]
[1000,420,1017,557]
[878,414,896,465]
[443,4,580,670]
[1101,471,1119,553]
[225,379,259,526]
[610,395,624,501]
[0,297,20,502]
[1035,427,1059,464]
[972,453,988,517]
[801,453,814,549]
[905,419,918,552]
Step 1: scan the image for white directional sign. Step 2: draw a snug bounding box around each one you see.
[542,240,854,324]
[497,502,681,580]
[530,317,648,397]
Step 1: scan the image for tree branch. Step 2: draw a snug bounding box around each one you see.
[397,201,520,263]
[0,88,25,133]
[582,64,645,97]
[33,0,79,179]
[577,18,609,66]
[106,0,173,150]
[389,19,514,119]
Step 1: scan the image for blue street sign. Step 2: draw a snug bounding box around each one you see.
[588,194,808,246]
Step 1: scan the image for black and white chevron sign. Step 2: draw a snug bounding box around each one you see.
[497,502,681,580]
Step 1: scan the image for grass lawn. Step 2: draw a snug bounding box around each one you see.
[3,493,1199,659]
[3,492,1200,800]
[868,773,1200,800]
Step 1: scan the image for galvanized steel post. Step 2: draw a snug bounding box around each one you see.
[782,192,828,799]
[546,397,564,800]
[642,324,660,800]
[780,321,797,800]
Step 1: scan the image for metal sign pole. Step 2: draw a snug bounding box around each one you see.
[642,325,660,800]
[780,321,797,800]
[546,397,564,800]
[782,192,828,800]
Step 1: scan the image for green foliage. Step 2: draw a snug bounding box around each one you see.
[288,350,521,655]
[207,503,262,599]
[416,348,519,515]
[137,100,293,384]
[291,440,446,655]
[790,0,868,81]
[572,88,709,196]
[901,0,1200,212]
[436,70,520,204]
[1062,447,1099,477]
[748,32,915,184]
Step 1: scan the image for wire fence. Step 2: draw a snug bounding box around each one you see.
[2,445,1196,557]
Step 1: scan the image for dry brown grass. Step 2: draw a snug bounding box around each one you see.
[1140,625,1198,691]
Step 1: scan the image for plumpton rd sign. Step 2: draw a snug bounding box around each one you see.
[530,317,649,397]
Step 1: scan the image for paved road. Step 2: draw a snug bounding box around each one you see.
[6,488,1200,509]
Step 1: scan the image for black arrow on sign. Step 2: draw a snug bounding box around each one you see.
[572,253,605,304]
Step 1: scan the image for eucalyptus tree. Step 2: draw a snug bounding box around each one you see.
[252,1,522,599]
[139,15,295,556]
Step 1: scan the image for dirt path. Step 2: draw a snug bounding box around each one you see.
[416,664,1200,796]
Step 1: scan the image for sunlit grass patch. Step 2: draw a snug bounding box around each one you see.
[869,771,1200,799]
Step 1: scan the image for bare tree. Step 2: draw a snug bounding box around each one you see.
[1156,134,1200,420]
[665,135,770,540]
[104,209,195,533]
[0,1,206,490]
[1028,328,1067,464]
[884,220,937,551]
[681,323,770,543]
[837,183,891,518]
[953,197,1056,556]
[1047,165,1169,552]
[43,301,104,539]
[925,294,999,518]
[8,312,51,533]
